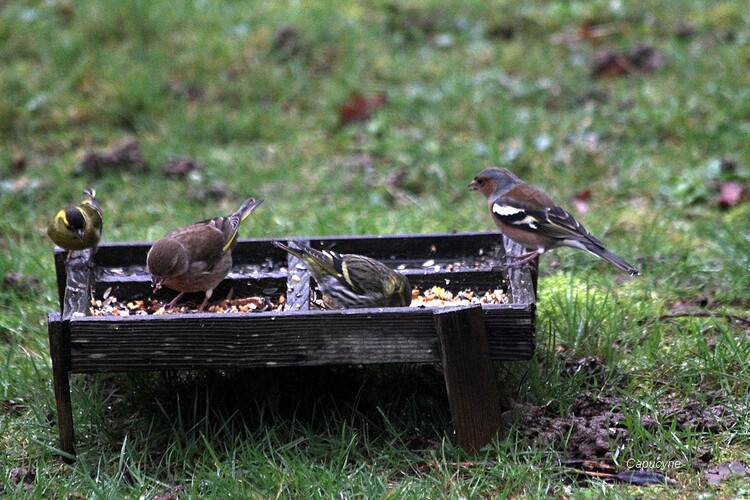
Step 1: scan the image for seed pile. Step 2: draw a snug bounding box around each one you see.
[90,285,506,316]
[410,286,507,307]
[90,294,285,316]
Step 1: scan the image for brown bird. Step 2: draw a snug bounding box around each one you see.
[469,167,640,275]
[147,198,264,311]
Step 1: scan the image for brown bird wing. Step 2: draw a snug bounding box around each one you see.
[166,223,226,272]
[493,185,606,249]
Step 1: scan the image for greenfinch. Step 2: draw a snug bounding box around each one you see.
[47,188,103,252]
[273,241,412,309]
[147,198,264,311]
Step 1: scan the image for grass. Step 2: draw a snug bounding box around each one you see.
[2,0,750,497]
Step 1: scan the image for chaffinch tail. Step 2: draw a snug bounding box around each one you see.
[469,167,640,276]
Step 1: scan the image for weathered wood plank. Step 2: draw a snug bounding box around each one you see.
[62,248,95,321]
[502,238,537,305]
[278,239,311,311]
[91,232,505,266]
[48,313,76,461]
[435,305,503,453]
[67,303,534,372]
[69,308,439,371]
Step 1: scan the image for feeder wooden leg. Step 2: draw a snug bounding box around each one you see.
[48,313,76,461]
[434,305,503,453]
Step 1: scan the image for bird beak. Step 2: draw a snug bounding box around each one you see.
[468,179,479,191]
[74,229,85,242]
[151,277,163,292]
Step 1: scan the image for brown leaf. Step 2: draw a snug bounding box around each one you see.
[591,45,664,78]
[163,157,203,178]
[629,45,664,73]
[8,466,36,487]
[79,139,145,176]
[704,460,748,486]
[572,189,591,214]
[715,181,745,208]
[591,51,631,77]
[338,92,387,126]
[272,25,306,61]
[9,155,28,174]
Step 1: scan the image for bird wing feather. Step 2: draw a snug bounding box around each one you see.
[492,186,606,249]
[167,223,226,272]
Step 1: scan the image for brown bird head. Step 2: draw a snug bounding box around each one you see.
[469,167,522,198]
[146,238,188,290]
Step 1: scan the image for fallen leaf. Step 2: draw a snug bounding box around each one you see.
[628,45,664,73]
[704,460,748,486]
[572,189,591,214]
[9,155,28,174]
[338,92,387,126]
[715,181,745,208]
[79,139,146,176]
[163,157,203,178]
[8,466,36,487]
[591,45,664,78]
[272,25,305,61]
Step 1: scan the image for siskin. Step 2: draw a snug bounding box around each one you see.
[273,241,412,309]
[147,198,264,312]
[47,188,103,252]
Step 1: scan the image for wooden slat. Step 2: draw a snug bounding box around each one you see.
[67,303,534,372]
[69,308,439,372]
[435,305,503,452]
[278,239,311,311]
[48,313,76,460]
[62,248,95,321]
[502,238,537,305]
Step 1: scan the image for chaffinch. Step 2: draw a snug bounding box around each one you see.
[469,167,640,275]
[147,198,264,311]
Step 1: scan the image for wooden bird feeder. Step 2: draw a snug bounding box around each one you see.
[47,232,537,461]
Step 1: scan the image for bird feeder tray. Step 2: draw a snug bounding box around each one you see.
[47,231,536,460]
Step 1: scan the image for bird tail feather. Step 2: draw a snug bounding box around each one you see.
[585,244,640,276]
[222,198,264,252]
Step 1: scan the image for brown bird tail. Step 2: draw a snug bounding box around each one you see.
[586,245,640,276]
[236,198,265,222]
[222,198,265,252]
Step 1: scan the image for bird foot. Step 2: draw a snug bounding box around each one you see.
[490,251,539,271]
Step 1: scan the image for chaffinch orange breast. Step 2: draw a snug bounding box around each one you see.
[469,167,640,276]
